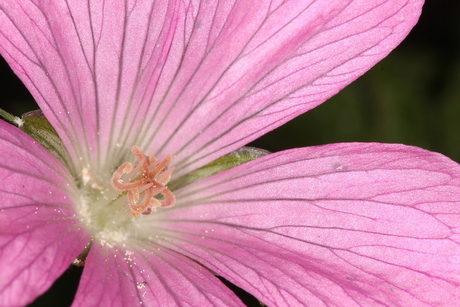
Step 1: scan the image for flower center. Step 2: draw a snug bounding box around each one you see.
[111,146,176,217]
[75,145,177,251]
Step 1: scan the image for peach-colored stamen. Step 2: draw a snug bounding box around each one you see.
[111,146,175,217]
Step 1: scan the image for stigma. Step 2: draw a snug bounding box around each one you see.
[111,146,175,217]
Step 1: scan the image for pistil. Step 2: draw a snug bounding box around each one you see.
[111,146,175,216]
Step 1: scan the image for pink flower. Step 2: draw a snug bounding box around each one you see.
[2,0,459,306]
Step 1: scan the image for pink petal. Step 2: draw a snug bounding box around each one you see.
[154,143,460,306]
[0,0,181,170]
[0,1,423,175]
[0,121,90,306]
[72,240,244,307]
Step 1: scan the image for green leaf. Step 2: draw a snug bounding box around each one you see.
[169,147,269,191]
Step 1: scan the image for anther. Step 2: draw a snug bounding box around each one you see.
[111,146,175,216]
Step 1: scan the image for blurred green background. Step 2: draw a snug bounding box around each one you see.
[1,1,459,306]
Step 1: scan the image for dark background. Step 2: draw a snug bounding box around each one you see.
[1,0,459,306]
[253,0,460,162]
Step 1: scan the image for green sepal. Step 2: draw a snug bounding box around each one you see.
[19,110,74,173]
[169,147,269,191]
[0,108,22,126]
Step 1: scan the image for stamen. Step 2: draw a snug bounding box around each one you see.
[111,146,176,217]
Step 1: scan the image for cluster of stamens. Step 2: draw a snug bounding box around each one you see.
[111,146,175,217]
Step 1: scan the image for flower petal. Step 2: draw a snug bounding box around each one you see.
[155,143,460,306]
[0,121,90,306]
[0,0,184,172]
[0,1,423,175]
[72,240,245,307]
[153,0,425,176]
